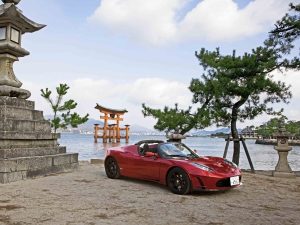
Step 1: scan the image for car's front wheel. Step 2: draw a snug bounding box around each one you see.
[167,167,191,195]
[105,157,120,179]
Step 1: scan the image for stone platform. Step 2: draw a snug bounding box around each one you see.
[0,96,78,183]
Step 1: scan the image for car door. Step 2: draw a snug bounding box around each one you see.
[118,145,161,181]
[135,153,161,181]
[117,148,142,179]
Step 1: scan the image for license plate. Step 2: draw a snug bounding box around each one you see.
[230,176,239,186]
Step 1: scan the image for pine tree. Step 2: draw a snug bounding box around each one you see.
[41,84,89,133]
[190,46,292,165]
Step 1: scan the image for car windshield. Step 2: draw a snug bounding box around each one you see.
[158,143,199,159]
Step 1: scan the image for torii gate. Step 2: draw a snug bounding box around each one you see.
[94,104,130,143]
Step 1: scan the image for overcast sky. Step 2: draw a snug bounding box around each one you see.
[15,0,300,130]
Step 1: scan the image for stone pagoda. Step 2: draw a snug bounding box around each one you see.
[0,0,78,183]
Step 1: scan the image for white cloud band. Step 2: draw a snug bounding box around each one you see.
[89,0,290,45]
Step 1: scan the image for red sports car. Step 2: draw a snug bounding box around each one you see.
[104,140,242,195]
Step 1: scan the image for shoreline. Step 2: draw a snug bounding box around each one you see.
[255,139,300,146]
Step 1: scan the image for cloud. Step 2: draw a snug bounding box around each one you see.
[89,0,290,45]
[70,78,121,101]
[22,81,53,116]
[127,78,191,107]
[89,0,185,45]
[240,69,300,127]
[69,77,191,109]
[23,77,191,127]
[179,0,288,41]
[273,70,300,100]
[23,70,300,130]
[272,70,300,120]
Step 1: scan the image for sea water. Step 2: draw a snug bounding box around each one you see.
[59,133,300,171]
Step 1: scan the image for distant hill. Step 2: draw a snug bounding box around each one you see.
[44,116,103,132]
[129,124,154,133]
[79,121,154,133]
[77,120,153,133]
[77,124,241,135]
[45,116,152,133]
[192,128,242,136]
[44,115,241,135]
[77,119,104,132]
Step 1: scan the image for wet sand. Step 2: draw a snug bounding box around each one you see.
[0,162,299,225]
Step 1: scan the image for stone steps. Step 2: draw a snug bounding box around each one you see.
[0,97,35,110]
[0,139,58,149]
[0,131,59,140]
[0,96,78,184]
[0,153,78,183]
[0,146,66,159]
[0,105,44,120]
[0,118,51,133]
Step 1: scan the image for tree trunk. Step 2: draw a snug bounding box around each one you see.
[231,108,240,165]
[53,111,57,134]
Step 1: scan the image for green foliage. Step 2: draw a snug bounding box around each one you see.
[267,3,300,69]
[142,103,211,135]
[286,120,300,136]
[256,116,300,138]
[191,46,292,126]
[41,83,89,133]
[256,116,286,138]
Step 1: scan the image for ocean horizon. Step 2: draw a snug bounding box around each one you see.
[59,133,300,171]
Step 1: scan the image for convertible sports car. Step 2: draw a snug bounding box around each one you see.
[104,140,242,195]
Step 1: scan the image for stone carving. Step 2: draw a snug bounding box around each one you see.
[0,54,21,87]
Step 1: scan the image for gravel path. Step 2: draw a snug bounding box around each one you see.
[0,162,299,225]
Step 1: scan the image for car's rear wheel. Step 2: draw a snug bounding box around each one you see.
[167,167,191,195]
[105,157,120,179]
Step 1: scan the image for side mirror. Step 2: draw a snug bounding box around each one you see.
[144,152,159,159]
[193,149,198,153]
[145,152,155,157]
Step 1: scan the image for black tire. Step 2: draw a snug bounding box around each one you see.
[105,157,120,179]
[167,167,191,195]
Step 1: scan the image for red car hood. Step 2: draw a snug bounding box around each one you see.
[170,156,238,174]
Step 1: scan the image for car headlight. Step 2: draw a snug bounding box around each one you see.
[224,159,238,168]
[191,162,213,172]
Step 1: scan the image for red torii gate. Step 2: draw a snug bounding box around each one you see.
[94,104,130,143]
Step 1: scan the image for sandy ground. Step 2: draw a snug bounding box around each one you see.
[0,162,300,225]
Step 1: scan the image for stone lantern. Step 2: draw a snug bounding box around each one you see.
[0,0,45,99]
[0,0,78,183]
[166,129,186,143]
[273,122,295,178]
